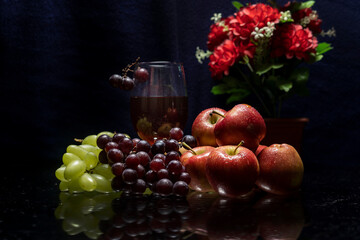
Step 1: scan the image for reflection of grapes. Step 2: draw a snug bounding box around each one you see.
[54,192,120,239]
[97,194,191,239]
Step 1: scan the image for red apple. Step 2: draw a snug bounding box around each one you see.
[214,104,266,152]
[256,144,304,195]
[255,144,267,157]
[192,107,227,147]
[180,146,215,192]
[206,145,259,198]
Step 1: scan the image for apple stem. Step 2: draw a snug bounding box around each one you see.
[182,142,197,155]
[234,140,245,153]
[210,110,225,118]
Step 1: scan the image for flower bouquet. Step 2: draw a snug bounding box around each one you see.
[196,0,334,117]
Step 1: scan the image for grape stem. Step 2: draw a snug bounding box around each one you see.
[234,140,245,154]
[210,110,225,118]
[74,138,83,143]
[122,57,140,77]
[182,142,197,155]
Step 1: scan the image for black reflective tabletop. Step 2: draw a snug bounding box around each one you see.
[1,163,360,240]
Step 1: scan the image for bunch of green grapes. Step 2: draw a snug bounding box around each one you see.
[55,131,118,193]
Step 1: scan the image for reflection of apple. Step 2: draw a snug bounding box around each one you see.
[207,197,259,240]
[254,194,305,240]
[185,191,218,236]
[192,107,227,146]
[206,145,259,198]
[256,144,304,195]
[214,104,266,152]
[180,146,215,192]
[255,144,267,157]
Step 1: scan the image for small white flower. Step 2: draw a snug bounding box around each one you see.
[264,22,276,37]
[251,27,264,40]
[251,22,276,40]
[217,20,229,32]
[267,21,275,29]
[321,27,336,37]
[300,17,311,27]
[195,47,212,64]
[309,10,318,20]
[280,10,293,22]
[210,13,222,23]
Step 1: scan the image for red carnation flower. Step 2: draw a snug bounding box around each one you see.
[207,16,233,51]
[229,3,281,42]
[293,8,322,34]
[271,24,318,61]
[208,40,239,79]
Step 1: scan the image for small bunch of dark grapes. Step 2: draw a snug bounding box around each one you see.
[109,57,149,91]
[96,127,196,197]
[97,194,190,240]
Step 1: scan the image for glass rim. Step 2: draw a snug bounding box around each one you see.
[137,61,183,67]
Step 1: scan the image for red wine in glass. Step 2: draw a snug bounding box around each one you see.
[130,96,188,144]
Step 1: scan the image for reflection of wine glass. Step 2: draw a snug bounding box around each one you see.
[130,61,188,144]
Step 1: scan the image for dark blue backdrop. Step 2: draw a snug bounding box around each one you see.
[1,0,359,169]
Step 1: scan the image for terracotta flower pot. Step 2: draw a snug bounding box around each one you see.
[261,118,309,153]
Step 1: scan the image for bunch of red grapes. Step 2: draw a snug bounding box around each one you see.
[97,127,197,197]
[109,58,149,90]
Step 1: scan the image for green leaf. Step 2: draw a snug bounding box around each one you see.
[211,76,250,103]
[293,1,315,11]
[294,68,310,83]
[278,82,293,92]
[308,52,324,63]
[226,89,250,104]
[316,42,333,55]
[223,76,241,88]
[211,84,229,95]
[291,68,310,96]
[300,1,315,9]
[315,54,324,62]
[256,63,284,76]
[232,1,243,10]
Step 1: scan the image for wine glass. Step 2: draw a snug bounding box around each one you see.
[130,61,188,144]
